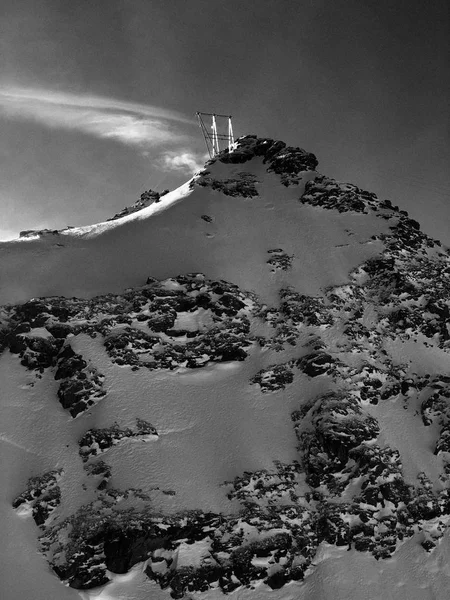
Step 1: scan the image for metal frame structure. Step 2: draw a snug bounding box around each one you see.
[196,112,234,159]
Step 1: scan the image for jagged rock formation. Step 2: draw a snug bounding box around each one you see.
[0,274,258,417]
[218,135,318,186]
[79,419,158,461]
[13,469,63,527]
[3,135,450,600]
[107,189,170,221]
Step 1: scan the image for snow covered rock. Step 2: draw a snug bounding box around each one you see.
[107,189,169,221]
[218,135,318,186]
[194,170,260,198]
[13,469,63,527]
[79,419,158,461]
[3,136,450,600]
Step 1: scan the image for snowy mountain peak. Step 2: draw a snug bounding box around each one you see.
[2,136,450,600]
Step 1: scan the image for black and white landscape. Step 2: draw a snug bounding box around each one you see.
[2,136,450,599]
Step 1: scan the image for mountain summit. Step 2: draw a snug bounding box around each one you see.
[2,136,450,600]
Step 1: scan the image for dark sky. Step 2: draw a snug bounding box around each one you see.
[0,0,449,243]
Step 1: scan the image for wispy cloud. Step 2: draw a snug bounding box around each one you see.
[160,150,208,174]
[0,86,194,148]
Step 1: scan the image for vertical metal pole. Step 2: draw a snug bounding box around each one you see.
[197,112,213,159]
[228,116,234,150]
[211,115,220,156]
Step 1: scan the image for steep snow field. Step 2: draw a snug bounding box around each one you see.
[2,137,450,600]
[0,157,387,306]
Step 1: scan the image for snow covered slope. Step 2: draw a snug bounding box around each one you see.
[0,137,385,306]
[1,136,450,600]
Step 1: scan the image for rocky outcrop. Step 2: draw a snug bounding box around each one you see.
[300,175,379,213]
[251,362,294,392]
[13,469,63,527]
[0,274,260,417]
[279,288,334,327]
[193,171,259,198]
[84,460,112,490]
[55,344,106,418]
[107,189,169,221]
[79,419,158,461]
[293,391,380,490]
[7,137,450,598]
[217,135,318,185]
[19,228,62,238]
[37,456,450,596]
[266,249,293,272]
[7,332,64,371]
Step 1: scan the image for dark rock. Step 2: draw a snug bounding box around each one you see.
[296,352,337,377]
[280,288,333,327]
[55,353,87,379]
[104,529,168,573]
[13,469,63,527]
[251,362,294,392]
[107,189,165,221]
[46,323,74,338]
[194,171,259,198]
[14,301,49,326]
[267,250,294,272]
[300,176,377,213]
[217,136,318,185]
[79,420,158,461]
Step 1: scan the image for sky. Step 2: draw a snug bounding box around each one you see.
[0,0,449,243]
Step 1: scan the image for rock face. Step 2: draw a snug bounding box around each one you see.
[78,419,158,461]
[0,273,258,417]
[107,189,170,221]
[13,470,63,527]
[194,171,260,198]
[5,135,450,598]
[266,249,293,272]
[218,135,318,186]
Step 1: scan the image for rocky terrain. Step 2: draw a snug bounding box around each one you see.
[2,135,450,599]
[107,189,170,221]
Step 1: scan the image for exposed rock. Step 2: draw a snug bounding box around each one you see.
[193,171,259,198]
[19,229,61,238]
[300,176,379,213]
[7,137,450,597]
[13,469,63,527]
[56,345,106,417]
[84,461,112,490]
[217,135,318,185]
[107,189,169,221]
[296,351,341,378]
[251,362,294,392]
[11,333,63,371]
[279,288,334,327]
[266,249,293,272]
[293,391,380,490]
[79,419,158,461]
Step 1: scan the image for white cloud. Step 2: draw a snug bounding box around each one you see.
[160,150,208,174]
[0,86,194,148]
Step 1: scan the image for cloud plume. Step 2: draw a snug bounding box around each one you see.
[160,150,208,174]
[0,86,193,148]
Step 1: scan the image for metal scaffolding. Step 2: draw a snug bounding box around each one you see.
[196,112,234,159]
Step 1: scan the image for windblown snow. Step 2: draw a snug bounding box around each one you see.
[1,135,450,600]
